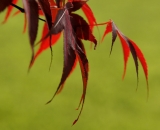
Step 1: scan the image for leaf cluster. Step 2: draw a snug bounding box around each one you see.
[0,0,148,125]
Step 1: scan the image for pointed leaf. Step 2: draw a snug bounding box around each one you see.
[101,20,112,42]
[102,20,148,95]
[127,38,149,95]
[73,38,89,125]
[22,0,39,64]
[37,0,52,29]
[56,43,76,95]
[37,0,53,68]
[110,21,118,54]
[124,36,139,85]
[47,39,76,103]
[57,57,78,94]
[117,31,130,79]
[75,39,87,110]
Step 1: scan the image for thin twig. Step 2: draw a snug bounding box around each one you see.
[10,3,46,22]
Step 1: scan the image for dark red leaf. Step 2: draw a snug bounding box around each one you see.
[110,21,117,54]
[0,0,12,12]
[44,9,65,37]
[22,0,39,65]
[56,57,78,94]
[124,36,139,84]
[46,39,77,103]
[63,6,89,125]
[37,3,74,43]
[72,38,87,111]
[127,38,149,95]
[56,46,76,94]
[70,13,97,48]
[37,0,52,29]
[37,0,53,69]
[73,38,89,125]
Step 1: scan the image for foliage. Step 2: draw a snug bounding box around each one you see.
[0,0,148,125]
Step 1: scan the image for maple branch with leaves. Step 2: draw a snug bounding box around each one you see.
[0,0,148,125]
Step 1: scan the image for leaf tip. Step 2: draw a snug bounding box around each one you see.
[72,119,78,126]
[45,100,52,105]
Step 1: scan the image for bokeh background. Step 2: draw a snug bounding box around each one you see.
[0,0,160,130]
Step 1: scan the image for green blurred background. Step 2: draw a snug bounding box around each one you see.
[0,0,160,129]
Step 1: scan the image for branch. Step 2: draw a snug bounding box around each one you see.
[10,3,46,22]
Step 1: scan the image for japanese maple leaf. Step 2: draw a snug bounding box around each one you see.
[101,20,148,96]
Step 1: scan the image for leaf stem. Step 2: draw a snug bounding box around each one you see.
[89,22,108,27]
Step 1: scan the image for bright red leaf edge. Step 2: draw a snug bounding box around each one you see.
[0,0,148,125]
